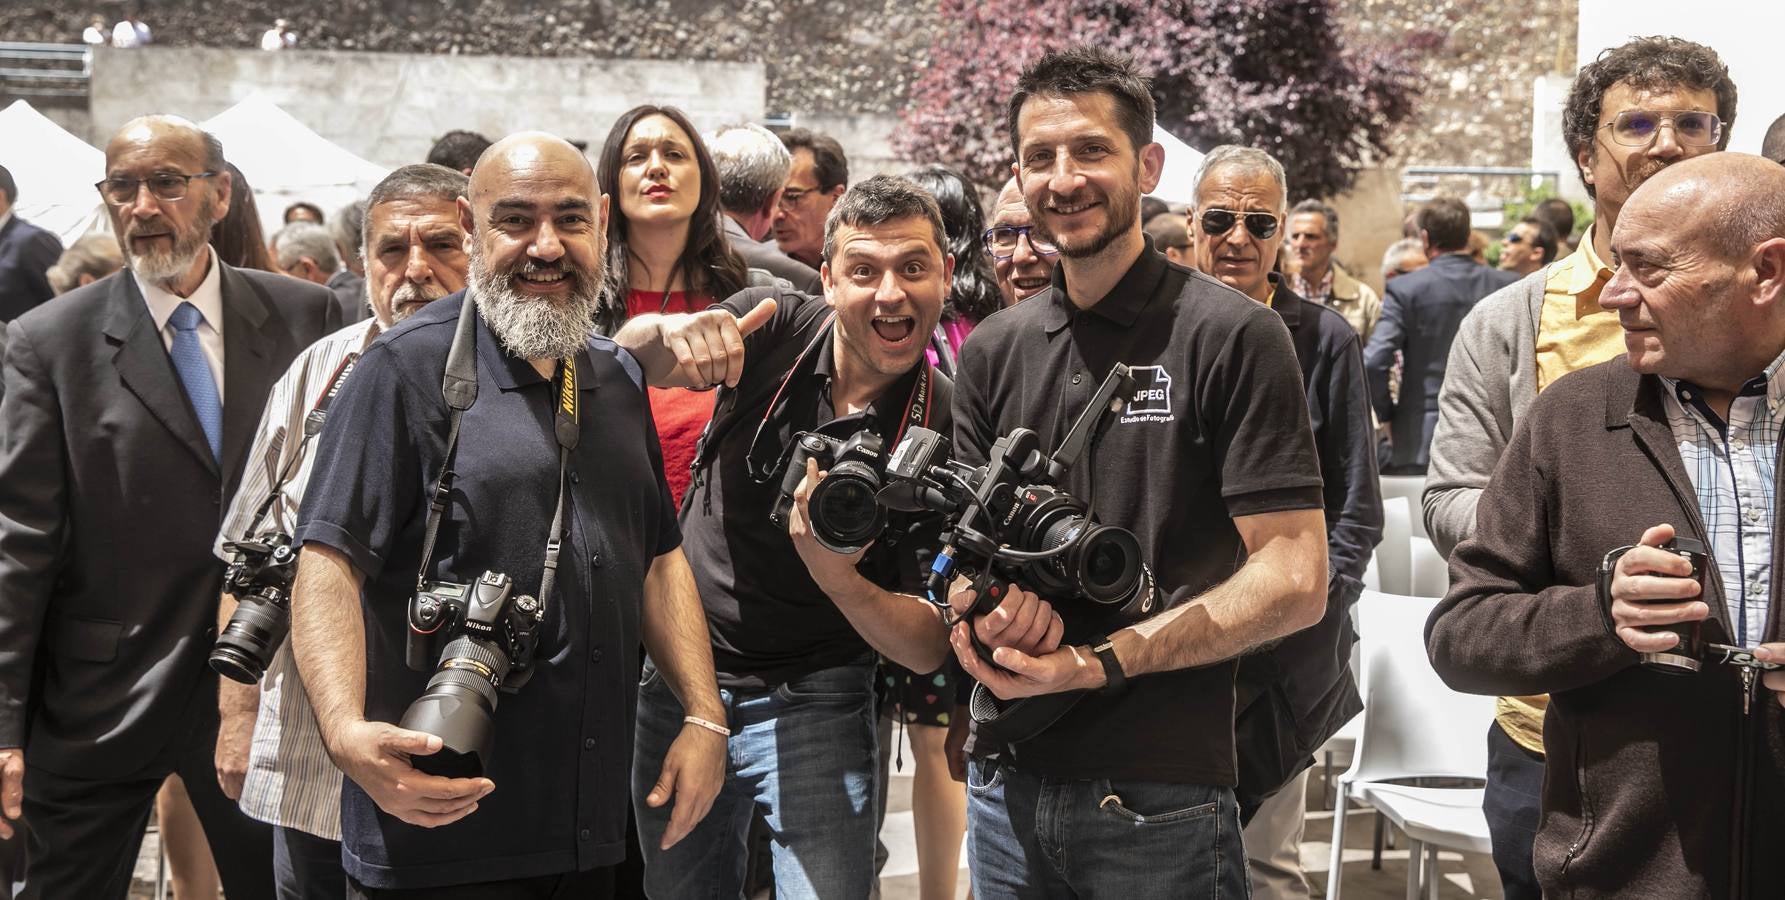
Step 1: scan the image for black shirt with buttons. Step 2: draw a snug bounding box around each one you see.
[295,294,679,889]
[953,244,1324,785]
[680,288,951,689]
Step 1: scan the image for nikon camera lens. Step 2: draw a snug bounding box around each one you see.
[399,631,512,778]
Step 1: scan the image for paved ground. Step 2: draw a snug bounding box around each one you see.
[132,737,1501,899]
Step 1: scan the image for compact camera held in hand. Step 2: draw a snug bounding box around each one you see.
[399,571,545,777]
[210,534,299,684]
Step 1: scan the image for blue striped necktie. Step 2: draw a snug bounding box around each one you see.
[168,301,222,462]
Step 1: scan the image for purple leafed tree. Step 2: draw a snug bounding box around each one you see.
[896,0,1434,199]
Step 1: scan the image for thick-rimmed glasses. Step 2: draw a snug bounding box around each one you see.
[1601,110,1723,148]
[95,171,218,206]
[1199,208,1280,241]
[981,225,1059,261]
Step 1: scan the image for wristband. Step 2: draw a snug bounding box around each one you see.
[1088,635,1127,694]
[684,715,731,737]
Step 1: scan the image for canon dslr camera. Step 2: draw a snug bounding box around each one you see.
[399,571,545,777]
[209,535,299,684]
[769,430,889,554]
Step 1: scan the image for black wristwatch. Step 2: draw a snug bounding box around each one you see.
[1087,635,1127,694]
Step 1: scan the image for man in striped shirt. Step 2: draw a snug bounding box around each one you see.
[212,163,470,899]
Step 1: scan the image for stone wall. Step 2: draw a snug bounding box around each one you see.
[86,47,765,167]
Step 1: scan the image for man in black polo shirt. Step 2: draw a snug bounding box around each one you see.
[1189,144,1381,899]
[947,47,1330,899]
[290,134,726,897]
[616,175,1062,898]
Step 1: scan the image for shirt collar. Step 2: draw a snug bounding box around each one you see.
[0,210,12,233]
[1661,347,1785,427]
[1041,239,1169,335]
[136,245,224,334]
[1289,265,1332,301]
[1548,224,1614,298]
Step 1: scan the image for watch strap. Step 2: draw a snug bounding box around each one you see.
[1088,634,1126,694]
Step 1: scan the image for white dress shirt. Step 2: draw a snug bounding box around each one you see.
[135,246,225,402]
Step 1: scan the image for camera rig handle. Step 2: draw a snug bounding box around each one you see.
[1045,363,1132,483]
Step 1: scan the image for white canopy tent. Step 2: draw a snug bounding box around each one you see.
[1146,123,1207,207]
[0,100,109,246]
[201,96,389,240]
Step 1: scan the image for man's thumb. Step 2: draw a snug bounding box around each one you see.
[383,725,444,756]
[1640,522,1677,548]
[737,297,778,335]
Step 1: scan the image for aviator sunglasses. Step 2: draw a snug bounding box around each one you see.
[1199,208,1280,241]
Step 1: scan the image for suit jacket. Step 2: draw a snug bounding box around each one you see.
[0,216,65,322]
[0,260,337,778]
[721,213,822,295]
[1362,253,1517,472]
[326,268,368,325]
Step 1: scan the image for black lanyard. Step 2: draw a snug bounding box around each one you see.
[742,314,935,483]
[416,293,580,617]
[240,349,360,539]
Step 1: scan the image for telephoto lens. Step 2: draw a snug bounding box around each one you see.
[209,537,299,684]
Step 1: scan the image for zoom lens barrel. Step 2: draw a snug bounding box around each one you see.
[398,634,510,778]
[208,593,291,684]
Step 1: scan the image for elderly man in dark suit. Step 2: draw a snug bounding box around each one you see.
[707,122,823,294]
[1363,195,1518,473]
[0,165,65,322]
[0,115,337,899]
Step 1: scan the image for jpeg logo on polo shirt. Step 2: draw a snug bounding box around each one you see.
[1122,365,1175,424]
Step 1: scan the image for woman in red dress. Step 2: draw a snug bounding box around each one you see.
[595,105,750,508]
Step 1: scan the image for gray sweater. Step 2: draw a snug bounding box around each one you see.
[1421,269,1545,557]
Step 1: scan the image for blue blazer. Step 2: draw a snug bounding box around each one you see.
[0,215,64,322]
[1363,253,1518,472]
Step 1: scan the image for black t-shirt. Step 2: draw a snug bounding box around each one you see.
[952,247,1323,785]
[680,287,951,689]
[294,294,680,889]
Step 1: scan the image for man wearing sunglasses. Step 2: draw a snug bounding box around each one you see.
[948,47,1328,899]
[0,115,339,898]
[1497,217,1559,278]
[983,176,1059,306]
[1187,144,1382,900]
[1423,35,1736,900]
[1362,195,1519,475]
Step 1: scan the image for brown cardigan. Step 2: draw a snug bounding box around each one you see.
[1427,354,1785,900]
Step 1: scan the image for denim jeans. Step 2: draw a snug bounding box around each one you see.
[966,757,1250,900]
[631,660,879,899]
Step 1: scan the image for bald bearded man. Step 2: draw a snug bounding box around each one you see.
[291,134,725,897]
[1430,153,1785,900]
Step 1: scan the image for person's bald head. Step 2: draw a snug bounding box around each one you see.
[1762,113,1785,166]
[101,115,232,292]
[1603,152,1785,390]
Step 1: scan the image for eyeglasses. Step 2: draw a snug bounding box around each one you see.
[981,225,1060,260]
[778,186,814,210]
[1601,110,1723,148]
[1198,208,1280,241]
[95,171,218,206]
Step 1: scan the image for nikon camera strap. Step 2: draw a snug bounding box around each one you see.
[415,293,578,616]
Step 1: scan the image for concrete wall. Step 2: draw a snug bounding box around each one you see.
[87,47,766,167]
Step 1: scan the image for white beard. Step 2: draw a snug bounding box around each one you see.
[468,253,600,361]
[125,227,210,286]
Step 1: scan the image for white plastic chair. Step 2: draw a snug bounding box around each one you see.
[1326,590,1496,900]
[1366,496,1413,596]
[1409,536,1449,599]
[1380,475,1428,539]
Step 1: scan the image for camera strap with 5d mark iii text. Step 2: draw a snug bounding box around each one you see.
[414,291,580,617]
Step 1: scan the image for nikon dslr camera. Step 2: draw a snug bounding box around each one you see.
[209,535,299,684]
[399,571,545,777]
[769,430,889,554]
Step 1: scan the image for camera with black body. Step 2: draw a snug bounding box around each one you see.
[1618,536,1781,676]
[877,364,1157,656]
[399,571,545,777]
[210,534,299,684]
[769,429,889,555]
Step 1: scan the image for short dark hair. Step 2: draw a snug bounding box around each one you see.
[780,128,848,193]
[1562,36,1737,199]
[1291,198,1339,243]
[905,165,1000,323]
[1140,196,1169,224]
[1763,113,1785,165]
[1517,216,1560,265]
[0,164,15,205]
[1417,196,1471,252]
[427,129,493,174]
[1534,197,1575,240]
[1007,45,1155,161]
[821,175,948,267]
[283,201,325,225]
[362,163,468,254]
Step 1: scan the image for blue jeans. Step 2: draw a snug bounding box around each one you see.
[631,660,879,899]
[966,757,1251,900]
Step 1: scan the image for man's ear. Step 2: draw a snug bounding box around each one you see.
[1137,142,1165,196]
[819,260,834,306]
[1752,237,1785,311]
[1575,145,1597,191]
[208,169,234,226]
[457,196,475,252]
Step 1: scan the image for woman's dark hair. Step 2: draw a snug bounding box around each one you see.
[594,104,747,334]
[211,162,274,272]
[904,165,1000,323]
